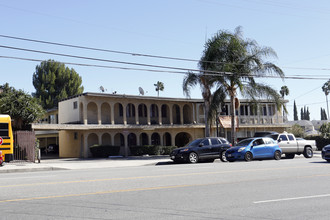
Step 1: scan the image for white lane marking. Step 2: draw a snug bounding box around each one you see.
[254,194,330,204]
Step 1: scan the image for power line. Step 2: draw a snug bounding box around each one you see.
[0,55,329,81]
[2,34,330,73]
[0,34,201,63]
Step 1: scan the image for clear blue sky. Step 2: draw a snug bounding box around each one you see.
[1,0,330,121]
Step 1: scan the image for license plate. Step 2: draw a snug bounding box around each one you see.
[227,154,232,157]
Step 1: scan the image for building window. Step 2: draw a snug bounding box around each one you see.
[73,101,78,109]
[263,106,267,116]
[74,132,78,140]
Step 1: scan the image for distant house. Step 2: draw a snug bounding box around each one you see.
[32,92,289,158]
[287,120,318,136]
[312,120,329,131]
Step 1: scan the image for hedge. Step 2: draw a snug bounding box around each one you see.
[129,145,177,156]
[89,145,120,158]
[305,136,330,150]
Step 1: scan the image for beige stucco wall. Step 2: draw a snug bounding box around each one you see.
[59,97,80,124]
[59,130,81,157]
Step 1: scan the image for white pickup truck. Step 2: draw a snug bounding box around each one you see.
[267,132,317,159]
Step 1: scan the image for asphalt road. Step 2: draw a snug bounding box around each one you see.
[1,156,330,220]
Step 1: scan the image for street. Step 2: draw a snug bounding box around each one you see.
[1,156,330,219]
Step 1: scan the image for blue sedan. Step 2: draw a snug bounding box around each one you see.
[225,137,282,162]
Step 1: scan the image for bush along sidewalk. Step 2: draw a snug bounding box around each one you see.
[129,145,177,156]
[89,145,121,158]
[90,145,177,158]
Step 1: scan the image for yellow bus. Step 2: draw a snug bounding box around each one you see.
[0,114,14,162]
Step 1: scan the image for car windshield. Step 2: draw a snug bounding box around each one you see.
[236,139,253,147]
[187,139,202,147]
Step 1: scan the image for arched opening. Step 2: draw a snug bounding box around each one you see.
[114,133,124,146]
[150,104,159,125]
[172,104,181,124]
[88,133,99,147]
[126,103,136,124]
[101,133,111,145]
[175,132,192,147]
[140,133,148,145]
[199,105,205,124]
[114,103,124,124]
[161,104,170,124]
[138,104,148,125]
[101,103,111,124]
[183,104,193,124]
[87,102,98,124]
[151,133,160,145]
[163,132,171,146]
[127,133,137,146]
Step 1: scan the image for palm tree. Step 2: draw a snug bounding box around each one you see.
[322,79,330,120]
[280,85,289,120]
[280,86,289,98]
[154,81,164,97]
[183,71,225,137]
[198,27,285,145]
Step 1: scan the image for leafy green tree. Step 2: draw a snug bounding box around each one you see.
[301,108,304,120]
[33,60,84,109]
[293,100,298,121]
[0,83,45,130]
[288,124,305,138]
[154,81,164,97]
[184,27,285,144]
[320,122,330,138]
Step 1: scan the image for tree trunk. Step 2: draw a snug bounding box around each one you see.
[230,94,236,146]
[204,99,210,137]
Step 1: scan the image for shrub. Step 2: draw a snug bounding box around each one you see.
[89,145,120,158]
[129,145,177,156]
[305,136,330,150]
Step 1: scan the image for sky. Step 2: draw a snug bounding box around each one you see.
[1,0,330,121]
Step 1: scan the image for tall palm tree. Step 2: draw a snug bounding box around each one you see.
[183,72,218,137]
[280,86,289,98]
[322,79,330,120]
[154,81,164,97]
[198,27,286,145]
[280,85,289,120]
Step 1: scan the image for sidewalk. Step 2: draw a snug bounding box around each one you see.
[0,155,172,173]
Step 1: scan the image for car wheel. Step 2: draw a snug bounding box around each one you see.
[285,154,295,159]
[228,159,235,162]
[220,151,227,162]
[188,152,199,163]
[327,159,330,163]
[274,151,281,160]
[244,152,253,162]
[303,147,313,158]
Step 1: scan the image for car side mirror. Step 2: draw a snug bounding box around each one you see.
[278,138,282,143]
[199,143,204,147]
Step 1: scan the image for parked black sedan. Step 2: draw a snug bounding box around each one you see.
[322,144,330,162]
[170,137,231,163]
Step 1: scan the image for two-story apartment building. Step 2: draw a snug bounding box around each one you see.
[32,92,289,158]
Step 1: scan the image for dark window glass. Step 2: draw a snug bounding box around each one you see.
[280,135,288,141]
[210,138,218,145]
[288,135,295,141]
[201,139,210,146]
[0,123,9,137]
